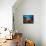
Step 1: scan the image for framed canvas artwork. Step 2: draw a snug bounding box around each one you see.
[23,15,34,24]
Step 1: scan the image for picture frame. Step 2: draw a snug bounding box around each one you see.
[23,15,34,24]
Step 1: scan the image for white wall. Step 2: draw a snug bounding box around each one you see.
[13,0,41,46]
[0,0,16,30]
[13,0,46,46]
[41,0,46,46]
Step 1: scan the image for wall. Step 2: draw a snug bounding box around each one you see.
[13,0,41,46]
[41,0,46,46]
[0,0,16,30]
[0,0,16,39]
